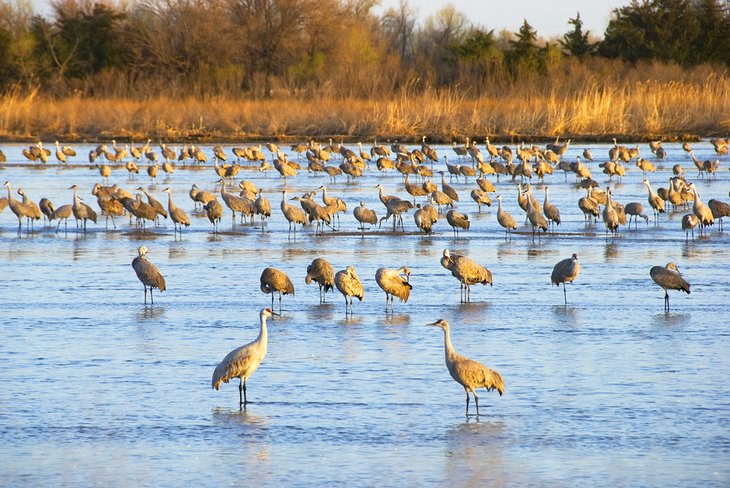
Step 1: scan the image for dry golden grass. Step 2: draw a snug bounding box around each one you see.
[1,68,729,142]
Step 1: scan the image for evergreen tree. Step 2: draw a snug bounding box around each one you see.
[560,12,596,59]
[507,19,541,76]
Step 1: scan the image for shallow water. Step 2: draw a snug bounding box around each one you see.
[1,141,729,486]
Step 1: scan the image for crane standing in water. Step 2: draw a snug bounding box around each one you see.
[212,307,274,407]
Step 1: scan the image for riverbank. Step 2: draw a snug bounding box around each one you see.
[1,77,726,144]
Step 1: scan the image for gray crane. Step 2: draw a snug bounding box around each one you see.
[440,250,492,302]
[132,246,166,305]
[375,266,412,313]
[212,307,274,407]
[305,257,335,304]
[551,253,581,305]
[650,263,691,312]
[334,266,364,315]
[260,267,295,314]
[427,319,504,416]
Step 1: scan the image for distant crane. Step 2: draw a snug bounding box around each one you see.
[260,267,294,314]
[334,266,364,315]
[305,257,335,304]
[440,249,492,302]
[375,266,412,312]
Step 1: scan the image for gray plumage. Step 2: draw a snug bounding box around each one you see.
[470,189,492,212]
[446,209,470,236]
[689,184,713,234]
[52,204,73,232]
[260,267,295,314]
[650,262,691,312]
[681,214,699,241]
[375,266,412,312]
[138,187,168,222]
[440,249,492,302]
[551,253,581,305]
[69,185,97,231]
[164,187,190,232]
[495,195,517,238]
[602,187,619,236]
[624,202,649,226]
[254,190,271,228]
[439,171,459,201]
[354,201,378,231]
[305,257,335,304]
[334,266,364,315]
[525,192,547,240]
[280,190,308,236]
[428,319,504,416]
[708,199,730,231]
[132,246,166,304]
[542,187,560,229]
[39,197,55,225]
[212,307,273,407]
[379,198,413,232]
[204,199,223,233]
[414,204,436,234]
[220,180,253,224]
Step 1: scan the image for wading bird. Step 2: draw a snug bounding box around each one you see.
[650,262,690,312]
[260,267,294,314]
[440,250,492,302]
[334,266,364,315]
[131,246,166,305]
[212,307,274,407]
[551,253,581,305]
[427,318,504,416]
[305,257,335,304]
[375,266,412,312]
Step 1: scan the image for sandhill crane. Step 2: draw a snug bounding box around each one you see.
[54,141,67,163]
[542,187,560,230]
[334,266,363,316]
[551,253,581,305]
[219,179,253,225]
[404,174,428,203]
[642,179,664,224]
[212,307,274,407]
[493,194,517,239]
[95,163,111,183]
[371,140,391,158]
[92,186,124,230]
[624,202,649,227]
[413,203,437,234]
[375,266,411,312]
[430,190,454,213]
[452,139,469,161]
[578,187,600,223]
[52,204,73,232]
[476,177,495,194]
[319,185,346,229]
[375,184,399,207]
[2,181,31,232]
[132,246,166,304]
[164,188,190,233]
[446,209,470,237]
[440,250,492,302]
[688,183,714,234]
[280,190,307,237]
[708,199,730,231]
[16,188,41,230]
[427,318,504,416]
[39,197,54,225]
[353,201,378,233]
[438,171,459,201]
[602,187,620,237]
[260,267,294,314]
[305,257,335,304]
[138,187,167,225]
[681,213,699,240]
[126,160,139,177]
[254,189,271,229]
[147,163,160,183]
[525,191,547,241]
[379,198,413,232]
[636,158,656,176]
[295,194,333,235]
[470,189,492,212]
[582,148,593,161]
[68,185,97,231]
[205,199,223,232]
[650,263,690,312]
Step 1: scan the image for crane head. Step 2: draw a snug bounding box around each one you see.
[427,319,449,330]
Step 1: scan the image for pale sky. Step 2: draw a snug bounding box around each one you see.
[30,0,627,39]
[376,0,629,39]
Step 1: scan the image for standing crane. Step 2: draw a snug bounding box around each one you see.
[334,266,364,315]
[375,266,412,313]
[260,267,295,314]
[650,263,691,312]
[427,318,504,416]
[305,257,335,304]
[440,250,492,302]
[212,307,274,407]
[163,188,190,233]
[131,246,166,305]
[551,253,581,305]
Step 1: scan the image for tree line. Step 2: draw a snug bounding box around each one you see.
[0,0,729,99]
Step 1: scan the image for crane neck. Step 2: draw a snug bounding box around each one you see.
[257,315,268,349]
[442,326,456,361]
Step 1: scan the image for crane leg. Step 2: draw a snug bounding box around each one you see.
[143,285,147,304]
[465,391,470,416]
[664,290,669,312]
[278,292,282,314]
[563,283,568,305]
[474,392,480,416]
[150,287,154,305]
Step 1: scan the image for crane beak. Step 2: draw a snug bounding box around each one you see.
[426,320,440,327]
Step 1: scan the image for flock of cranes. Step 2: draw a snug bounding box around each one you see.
[2,136,729,242]
[1,136,720,416]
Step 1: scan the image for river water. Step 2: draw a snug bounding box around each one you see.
[0,140,728,486]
